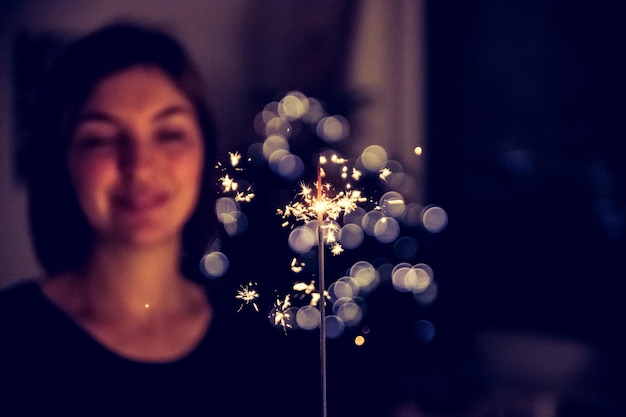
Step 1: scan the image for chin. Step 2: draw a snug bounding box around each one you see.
[104,222,183,248]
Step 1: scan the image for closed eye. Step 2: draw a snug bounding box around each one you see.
[72,135,120,153]
[73,135,117,151]
[156,129,186,142]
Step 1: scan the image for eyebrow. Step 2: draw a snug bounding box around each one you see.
[75,104,195,125]
[153,104,196,121]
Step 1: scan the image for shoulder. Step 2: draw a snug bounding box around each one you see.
[0,278,54,339]
[0,280,49,361]
[0,279,43,314]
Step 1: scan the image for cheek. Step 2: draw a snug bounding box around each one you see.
[173,147,205,190]
[68,157,116,201]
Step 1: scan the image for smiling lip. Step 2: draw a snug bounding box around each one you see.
[113,192,169,211]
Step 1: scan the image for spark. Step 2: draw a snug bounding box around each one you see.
[351,168,362,181]
[220,174,238,193]
[291,258,305,273]
[326,228,337,244]
[229,151,242,167]
[216,152,255,202]
[235,191,255,202]
[330,243,344,256]
[270,294,292,332]
[293,280,330,306]
[277,181,368,227]
[379,167,392,181]
[236,281,260,312]
[330,154,347,164]
[293,280,316,294]
[310,292,322,307]
[298,182,313,198]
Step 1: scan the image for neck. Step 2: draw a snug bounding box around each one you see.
[77,239,188,319]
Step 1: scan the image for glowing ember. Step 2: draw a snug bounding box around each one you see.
[269,294,292,332]
[290,257,305,273]
[216,152,255,202]
[330,243,344,256]
[379,167,392,181]
[229,151,242,167]
[220,174,237,192]
[293,280,329,306]
[236,282,260,312]
[277,181,367,227]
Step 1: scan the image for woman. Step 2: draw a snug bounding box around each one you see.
[0,22,297,416]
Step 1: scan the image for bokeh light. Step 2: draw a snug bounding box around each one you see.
[301,97,325,124]
[278,91,309,120]
[329,277,358,301]
[264,116,292,138]
[350,261,379,294]
[296,305,321,330]
[422,205,448,233]
[374,216,400,243]
[380,191,406,218]
[215,197,248,237]
[325,315,345,339]
[391,263,432,293]
[333,298,363,327]
[316,115,350,143]
[288,226,317,254]
[222,211,249,236]
[359,144,388,173]
[263,134,289,159]
[215,197,239,223]
[200,251,229,278]
[339,223,364,249]
[361,210,384,236]
[412,320,435,343]
[269,150,304,181]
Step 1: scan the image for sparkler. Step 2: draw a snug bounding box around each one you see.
[212,90,445,417]
[276,155,375,417]
[315,159,329,417]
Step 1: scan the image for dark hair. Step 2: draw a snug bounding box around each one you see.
[25,22,218,280]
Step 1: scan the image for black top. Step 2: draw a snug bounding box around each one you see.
[0,280,320,416]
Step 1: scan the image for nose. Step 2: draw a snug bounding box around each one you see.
[118,135,154,182]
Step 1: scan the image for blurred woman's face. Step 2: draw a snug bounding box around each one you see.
[67,66,204,248]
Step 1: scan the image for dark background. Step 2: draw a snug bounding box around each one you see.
[424,0,625,414]
[427,0,625,362]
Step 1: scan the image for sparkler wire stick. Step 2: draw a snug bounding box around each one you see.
[316,162,328,417]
